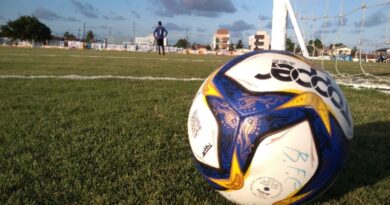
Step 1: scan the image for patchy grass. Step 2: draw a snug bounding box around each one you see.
[0,47,230,77]
[0,48,389,204]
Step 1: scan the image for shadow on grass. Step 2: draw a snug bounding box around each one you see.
[315,121,390,203]
[374,72,390,77]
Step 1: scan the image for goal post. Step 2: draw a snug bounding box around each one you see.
[271,0,310,58]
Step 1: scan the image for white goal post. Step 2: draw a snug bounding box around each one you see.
[271,0,310,58]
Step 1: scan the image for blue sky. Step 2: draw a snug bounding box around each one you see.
[0,0,389,50]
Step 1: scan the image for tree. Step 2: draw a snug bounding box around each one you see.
[236,40,244,49]
[85,30,94,43]
[286,38,295,52]
[63,32,77,41]
[307,39,324,56]
[174,38,188,48]
[229,43,235,51]
[329,43,345,49]
[307,43,314,56]
[0,16,51,41]
[351,46,358,57]
[314,39,323,49]
[206,45,212,51]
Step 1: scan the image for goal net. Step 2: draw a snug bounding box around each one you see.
[272,0,390,92]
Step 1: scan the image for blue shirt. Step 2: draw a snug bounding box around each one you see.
[154,26,168,40]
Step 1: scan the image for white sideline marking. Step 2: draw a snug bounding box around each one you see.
[1,53,221,62]
[0,75,205,81]
[1,75,388,94]
[336,81,390,94]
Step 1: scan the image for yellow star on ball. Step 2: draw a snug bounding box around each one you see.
[209,150,245,190]
[276,92,332,135]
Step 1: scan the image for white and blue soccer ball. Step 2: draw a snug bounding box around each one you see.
[188,50,353,204]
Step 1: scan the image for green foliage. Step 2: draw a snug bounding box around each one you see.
[63,32,77,41]
[351,46,358,57]
[0,16,51,41]
[85,30,94,43]
[329,43,345,49]
[235,40,244,49]
[286,38,295,52]
[228,43,235,51]
[313,39,323,49]
[191,42,196,50]
[307,39,324,56]
[174,38,189,48]
[206,45,212,51]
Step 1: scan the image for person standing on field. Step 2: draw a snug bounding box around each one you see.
[153,21,168,55]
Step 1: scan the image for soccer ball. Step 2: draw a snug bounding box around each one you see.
[187,50,353,204]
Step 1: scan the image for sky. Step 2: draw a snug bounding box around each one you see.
[0,0,389,50]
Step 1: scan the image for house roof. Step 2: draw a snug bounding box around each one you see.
[376,48,390,52]
[216,29,229,35]
[195,44,208,49]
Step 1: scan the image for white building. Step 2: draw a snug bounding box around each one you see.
[248,31,270,51]
[135,34,167,46]
[213,29,230,50]
[332,46,352,56]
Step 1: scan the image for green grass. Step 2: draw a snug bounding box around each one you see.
[0,48,389,204]
[0,47,231,77]
[314,60,390,76]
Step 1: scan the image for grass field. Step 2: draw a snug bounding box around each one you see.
[0,47,389,204]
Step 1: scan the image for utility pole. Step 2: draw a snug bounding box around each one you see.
[83,22,86,41]
[133,22,135,43]
[186,28,189,48]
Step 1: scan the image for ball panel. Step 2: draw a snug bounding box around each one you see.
[291,114,350,204]
[188,91,220,169]
[218,120,318,204]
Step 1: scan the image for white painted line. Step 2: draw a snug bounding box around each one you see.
[336,80,390,95]
[0,75,205,81]
[1,74,388,94]
[1,53,222,62]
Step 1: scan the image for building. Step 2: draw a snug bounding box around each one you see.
[213,29,230,50]
[0,37,11,46]
[193,44,207,54]
[106,35,131,45]
[375,48,390,63]
[248,31,270,51]
[332,46,352,56]
[376,47,390,56]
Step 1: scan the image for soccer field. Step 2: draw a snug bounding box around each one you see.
[0,48,389,204]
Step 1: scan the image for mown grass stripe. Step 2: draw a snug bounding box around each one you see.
[0,75,205,81]
[1,53,222,62]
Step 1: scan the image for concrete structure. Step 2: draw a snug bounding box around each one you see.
[248,31,270,51]
[376,47,390,55]
[135,34,167,46]
[213,29,230,50]
[332,46,352,56]
[194,44,209,55]
[375,48,390,63]
[106,35,131,45]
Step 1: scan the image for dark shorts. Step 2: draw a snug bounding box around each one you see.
[157,39,164,46]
